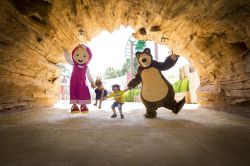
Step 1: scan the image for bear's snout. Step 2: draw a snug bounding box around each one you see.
[141,58,147,63]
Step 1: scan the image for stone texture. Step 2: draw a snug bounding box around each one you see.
[0,0,249,112]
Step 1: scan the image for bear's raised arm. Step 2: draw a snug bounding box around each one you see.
[127,68,142,89]
[156,54,179,71]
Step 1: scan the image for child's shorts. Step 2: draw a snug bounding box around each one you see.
[111,102,123,110]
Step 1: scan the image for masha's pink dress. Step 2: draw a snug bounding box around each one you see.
[65,45,93,104]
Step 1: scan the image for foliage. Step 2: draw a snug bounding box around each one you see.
[103,40,144,79]
[104,58,139,79]
[122,57,139,76]
[124,88,140,102]
[173,78,189,93]
[103,67,124,79]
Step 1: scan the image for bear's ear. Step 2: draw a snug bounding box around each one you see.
[135,52,141,57]
[144,48,151,54]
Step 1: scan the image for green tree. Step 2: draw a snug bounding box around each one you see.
[103,57,139,79]
[122,57,139,76]
[103,67,124,79]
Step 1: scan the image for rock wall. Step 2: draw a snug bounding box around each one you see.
[0,0,249,113]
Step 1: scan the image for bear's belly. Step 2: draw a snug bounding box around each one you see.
[141,67,168,102]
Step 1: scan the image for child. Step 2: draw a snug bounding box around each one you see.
[94,78,107,109]
[105,84,128,119]
[63,45,95,114]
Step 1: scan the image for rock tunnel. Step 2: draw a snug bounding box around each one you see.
[0,0,249,114]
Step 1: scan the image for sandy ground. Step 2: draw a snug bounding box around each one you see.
[0,101,249,166]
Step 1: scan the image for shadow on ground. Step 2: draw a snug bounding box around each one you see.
[0,102,249,166]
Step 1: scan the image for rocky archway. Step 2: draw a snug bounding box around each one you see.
[0,0,249,114]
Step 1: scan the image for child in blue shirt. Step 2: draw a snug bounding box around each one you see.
[94,78,107,109]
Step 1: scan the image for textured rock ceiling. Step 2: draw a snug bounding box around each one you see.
[0,0,249,113]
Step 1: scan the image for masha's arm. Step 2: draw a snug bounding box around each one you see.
[63,48,74,65]
[86,68,95,88]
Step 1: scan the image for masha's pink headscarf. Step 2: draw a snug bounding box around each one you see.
[71,44,92,66]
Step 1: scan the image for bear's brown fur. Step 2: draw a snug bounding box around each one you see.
[127,48,185,118]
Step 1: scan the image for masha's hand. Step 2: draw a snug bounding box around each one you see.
[91,82,96,89]
[63,48,69,55]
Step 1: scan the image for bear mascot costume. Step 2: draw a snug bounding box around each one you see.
[127,48,186,118]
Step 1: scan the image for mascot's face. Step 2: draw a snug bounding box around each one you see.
[72,47,90,65]
[137,48,152,68]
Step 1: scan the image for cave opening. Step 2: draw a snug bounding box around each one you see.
[54,26,200,111]
[0,0,249,114]
[0,1,249,165]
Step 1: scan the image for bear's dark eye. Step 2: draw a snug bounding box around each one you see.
[76,54,79,57]
[84,55,86,58]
